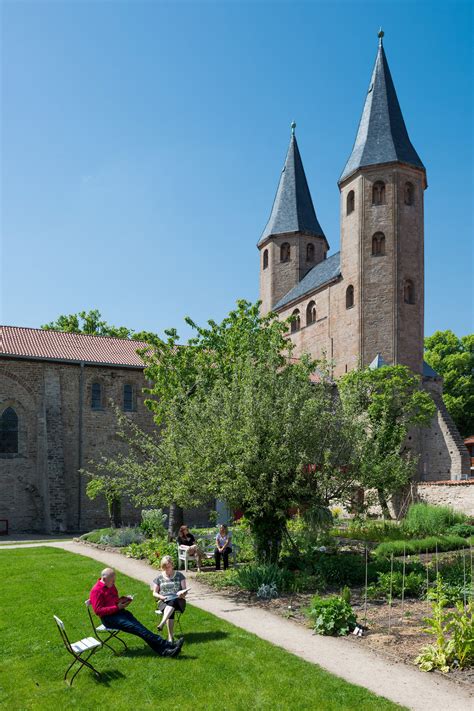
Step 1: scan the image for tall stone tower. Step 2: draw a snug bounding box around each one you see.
[338,31,426,374]
[258,123,329,314]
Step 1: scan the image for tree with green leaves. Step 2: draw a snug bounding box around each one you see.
[85,472,128,528]
[339,364,436,518]
[42,308,158,343]
[424,331,474,437]
[86,301,364,561]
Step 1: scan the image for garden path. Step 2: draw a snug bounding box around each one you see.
[2,540,472,711]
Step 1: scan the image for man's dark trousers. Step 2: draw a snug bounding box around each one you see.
[101,610,173,655]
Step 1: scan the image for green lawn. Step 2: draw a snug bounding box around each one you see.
[0,548,404,711]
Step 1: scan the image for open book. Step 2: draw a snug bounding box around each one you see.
[164,587,191,603]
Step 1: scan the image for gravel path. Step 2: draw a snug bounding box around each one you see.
[2,540,472,711]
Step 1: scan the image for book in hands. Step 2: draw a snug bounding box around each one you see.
[164,588,191,603]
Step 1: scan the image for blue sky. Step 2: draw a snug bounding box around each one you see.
[1,0,472,341]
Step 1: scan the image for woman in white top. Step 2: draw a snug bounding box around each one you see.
[214,524,232,570]
[152,555,188,642]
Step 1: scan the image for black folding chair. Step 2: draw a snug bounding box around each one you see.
[85,600,128,654]
[155,608,184,638]
[53,615,102,686]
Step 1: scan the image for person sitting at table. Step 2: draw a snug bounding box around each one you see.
[90,567,183,657]
[152,555,188,642]
[215,524,232,571]
[177,524,203,572]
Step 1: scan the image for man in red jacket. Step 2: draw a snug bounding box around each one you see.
[90,567,183,657]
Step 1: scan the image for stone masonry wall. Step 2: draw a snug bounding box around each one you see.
[417,481,474,517]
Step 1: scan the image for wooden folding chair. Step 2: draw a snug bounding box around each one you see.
[85,600,128,654]
[53,615,102,686]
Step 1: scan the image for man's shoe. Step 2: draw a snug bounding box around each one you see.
[162,637,184,658]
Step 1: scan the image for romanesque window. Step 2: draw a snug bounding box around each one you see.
[372,181,386,205]
[346,285,354,309]
[280,242,290,262]
[306,243,315,262]
[404,279,415,304]
[372,232,386,256]
[347,190,355,215]
[123,384,135,412]
[263,249,269,269]
[290,309,301,333]
[0,407,18,454]
[306,301,316,325]
[91,382,102,410]
[404,182,414,206]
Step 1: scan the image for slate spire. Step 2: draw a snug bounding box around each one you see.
[339,31,425,184]
[259,124,327,246]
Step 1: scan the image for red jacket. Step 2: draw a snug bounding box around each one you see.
[90,579,119,617]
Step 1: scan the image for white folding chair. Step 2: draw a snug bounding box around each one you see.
[53,615,101,685]
[85,600,128,654]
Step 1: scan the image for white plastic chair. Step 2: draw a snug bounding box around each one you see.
[53,614,102,685]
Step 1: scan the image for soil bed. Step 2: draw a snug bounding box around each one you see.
[196,577,474,690]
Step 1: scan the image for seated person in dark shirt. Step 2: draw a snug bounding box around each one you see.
[177,524,203,571]
[152,555,188,642]
[90,567,183,657]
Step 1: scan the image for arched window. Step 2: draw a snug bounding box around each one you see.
[263,249,269,269]
[346,190,355,215]
[290,309,301,333]
[280,242,290,262]
[346,285,354,309]
[306,243,315,262]
[0,407,18,454]
[371,232,386,256]
[404,182,414,206]
[91,382,102,410]
[123,384,134,412]
[404,279,415,304]
[372,181,386,205]
[306,301,316,325]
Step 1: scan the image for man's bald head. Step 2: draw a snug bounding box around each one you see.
[101,567,116,586]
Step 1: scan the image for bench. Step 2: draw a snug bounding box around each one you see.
[177,533,239,572]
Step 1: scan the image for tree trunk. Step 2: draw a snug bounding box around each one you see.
[110,497,122,528]
[168,503,184,540]
[251,514,285,564]
[377,489,392,520]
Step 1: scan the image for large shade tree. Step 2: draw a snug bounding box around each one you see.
[339,365,436,518]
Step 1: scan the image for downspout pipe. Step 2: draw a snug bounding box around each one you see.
[78,361,85,531]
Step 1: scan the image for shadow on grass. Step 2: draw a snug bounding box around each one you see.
[122,647,198,661]
[91,669,126,686]
[181,630,229,645]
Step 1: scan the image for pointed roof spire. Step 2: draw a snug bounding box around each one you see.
[339,31,425,184]
[259,124,327,246]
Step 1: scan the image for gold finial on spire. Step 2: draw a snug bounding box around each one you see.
[291,120,296,136]
[378,27,384,45]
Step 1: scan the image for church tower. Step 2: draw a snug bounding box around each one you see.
[338,31,426,374]
[259,123,329,314]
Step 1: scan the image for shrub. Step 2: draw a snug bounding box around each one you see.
[140,509,167,539]
[236,564,293,593]
[367,571,425,600]
[374,535,472,558]
[415,576,474,672]
[308,596,356,636]
[257,583,279,600]
[99,527,145,547]
[447,523,474,539]
[195,570,238,590]
[125,538,178,567]
[402,503,466,537]
[80,528,115,544]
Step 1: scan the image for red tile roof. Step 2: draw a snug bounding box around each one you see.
[0,325,150,368]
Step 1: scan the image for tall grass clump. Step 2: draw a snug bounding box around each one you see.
[374,534,473,558]
[402,503,466,537]
[236,564,292,593]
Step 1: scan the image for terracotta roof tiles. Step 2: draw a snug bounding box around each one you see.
[0,325,150,368]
